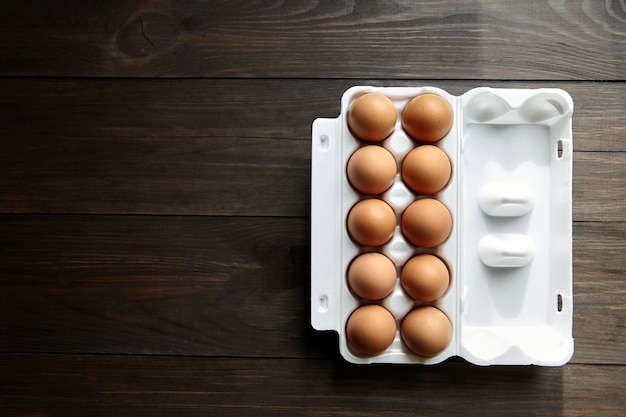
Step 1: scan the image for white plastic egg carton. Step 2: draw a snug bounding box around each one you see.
[311,86,574,366]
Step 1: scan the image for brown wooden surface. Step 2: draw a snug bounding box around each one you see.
[1,1,625,416]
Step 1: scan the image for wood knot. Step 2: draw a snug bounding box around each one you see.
[114,10,177,58]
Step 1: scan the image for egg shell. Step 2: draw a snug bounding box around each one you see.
[401,198,452,248]
[347,145,397,195]
[401,254,450,302]
[348,252,397,300]
[401,145,451,195]
[346,304,397,356]
[347,199,396,247]
[347,93,397,142]
[401,306,452,357]
[402,93,453,143]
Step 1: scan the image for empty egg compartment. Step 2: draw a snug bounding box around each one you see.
[311,86,573,366]
[458,88,574,366]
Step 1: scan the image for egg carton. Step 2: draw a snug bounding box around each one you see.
[310,86,574,366]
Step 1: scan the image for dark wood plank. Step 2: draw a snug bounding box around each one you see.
[0,215,623,364]
[572,222,626,365]
[0,214,317,358]
[2,78,625,151]
[0,136,622,220]
[574,151,626,223]
[1,78,625,218]
[0,1,624,79]
[0,138,626,221]
[0,78,316,140]
[0,135,311,217]
[1,354,625,416]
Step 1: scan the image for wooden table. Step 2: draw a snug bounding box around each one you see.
[1,1,624,415]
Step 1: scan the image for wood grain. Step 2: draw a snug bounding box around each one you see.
[0,135,311,216]
[1,78,624,151]
[0,1,624,79]
[0,214,312,357]
[1,79,624,219]
[572,222,626,365]
[0,215,623,365]
[1,0,624,414]
[574,152,626,222]
[2,354,625,417]
[0,135,622,220]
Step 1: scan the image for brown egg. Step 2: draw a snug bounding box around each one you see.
[348,93,397,142]
[346,304,397,356]
[401,254,450,302]
[402,94,453,142]
[402,145,451,194]
[347,145,397,195]
[347,199,396,247]
[401,306,452,357]
[348,252,397,300]
[401,198,452,248]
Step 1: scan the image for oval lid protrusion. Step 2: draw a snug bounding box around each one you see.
[478,234,535,268]
[478,182,535,217]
